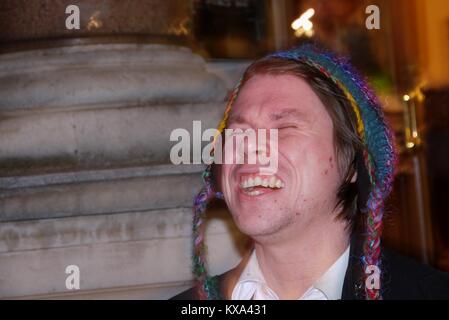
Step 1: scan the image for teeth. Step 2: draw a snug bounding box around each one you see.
[240,175,285,189]
[269,176,276,188]
[247,190,262,196]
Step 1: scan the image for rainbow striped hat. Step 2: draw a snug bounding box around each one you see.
[192,44,397,300]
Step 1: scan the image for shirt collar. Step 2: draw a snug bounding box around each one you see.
[232,245,350,300]
[313,245,350,300]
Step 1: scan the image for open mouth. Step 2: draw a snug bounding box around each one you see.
[239,174,285,196]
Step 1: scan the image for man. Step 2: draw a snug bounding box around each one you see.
[172,45,449,300]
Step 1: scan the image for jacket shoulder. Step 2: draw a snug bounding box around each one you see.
[382,248,449,299]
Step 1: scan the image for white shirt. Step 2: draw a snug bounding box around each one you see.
[231,246,350,300]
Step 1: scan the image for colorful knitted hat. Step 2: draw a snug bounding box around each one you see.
[192,44,397,300]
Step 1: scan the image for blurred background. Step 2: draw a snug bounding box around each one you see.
[0,0,448,299]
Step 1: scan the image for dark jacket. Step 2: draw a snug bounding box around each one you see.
[171,236,449,300]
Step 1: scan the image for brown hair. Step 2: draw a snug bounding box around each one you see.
[238,57,370,232]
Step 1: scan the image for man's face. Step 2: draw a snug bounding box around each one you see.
[219,74,343,239]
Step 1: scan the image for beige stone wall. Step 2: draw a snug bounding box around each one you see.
[0,42,248,299]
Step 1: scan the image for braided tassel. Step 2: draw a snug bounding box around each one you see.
[192,166,222,299]
[191,80,240,300]
[363,188,384,300]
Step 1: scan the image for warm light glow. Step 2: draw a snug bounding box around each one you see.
[403,94,410,102]
[87,11,103,31]
[291,9,315,30]
[291,8,315,38]
[406,142,415,149]
[303,20,313,31]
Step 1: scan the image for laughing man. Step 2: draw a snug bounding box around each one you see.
[172,45,449,300]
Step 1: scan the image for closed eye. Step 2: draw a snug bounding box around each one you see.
[226,128,250,137]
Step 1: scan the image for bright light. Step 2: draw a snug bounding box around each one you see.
[303,20,313,31]
[291,9,315,30]
[403,94,410,102]
[291,8,315,38]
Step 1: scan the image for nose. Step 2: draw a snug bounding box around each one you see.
[246,133,260,156]
[223,128,277,168]
[244,129,272,165]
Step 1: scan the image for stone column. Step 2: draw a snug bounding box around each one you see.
[0,0,246,299]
